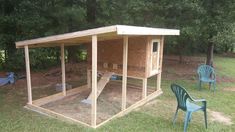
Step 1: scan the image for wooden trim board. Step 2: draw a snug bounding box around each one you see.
[16,25,179,48]
[61,44,66,96]
[25,104,92,128]
[24,45,32,104]
[95,89,163,128]
[32,85,88,106]
[26,89,162,129]
[91,35,98,127]
[122,36,128,111]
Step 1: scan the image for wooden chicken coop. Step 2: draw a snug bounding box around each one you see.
[15,25,180,128]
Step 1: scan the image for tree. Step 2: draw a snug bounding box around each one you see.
[200,0,235,66]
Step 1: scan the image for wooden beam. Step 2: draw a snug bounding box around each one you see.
[33,85,88,106]
[16,26,117,48]
[157,36,164,91]
[91,35,97,127]
[159,36,164,71]
[122,36,128,111]
[25,104,92,128]
[142,78,147,99]
[145,37,151,78]
[61,44,66,96]
[96,89,163,128]
[26,89,163,129]
[24,45,32,104]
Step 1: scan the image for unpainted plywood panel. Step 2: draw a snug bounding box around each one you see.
[87,36,147,78]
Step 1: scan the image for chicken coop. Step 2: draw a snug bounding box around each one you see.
[15,25,180,128]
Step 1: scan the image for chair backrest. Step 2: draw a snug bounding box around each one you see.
[171,84,190,111]
[197,64,214,79]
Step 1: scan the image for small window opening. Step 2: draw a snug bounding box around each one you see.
[152,42,158,52]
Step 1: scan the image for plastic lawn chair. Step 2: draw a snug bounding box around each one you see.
[171,84,207,132]
[197,64,216,91]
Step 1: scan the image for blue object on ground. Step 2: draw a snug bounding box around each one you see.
[0,72,15,86]
[171,84,207,132]
[110,75,118,80]
[197,64,216,91]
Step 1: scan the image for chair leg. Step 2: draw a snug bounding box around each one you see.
[213,82,216,91]
[189,113,192,122]
[204,109,207,129]
[173,108,179,125]
[198,81,202,90]
[184,112,191,132]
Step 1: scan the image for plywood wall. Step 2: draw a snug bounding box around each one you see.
[86,35,164,79]
[87,36,148,78]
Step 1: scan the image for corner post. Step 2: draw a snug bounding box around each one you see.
[142,78,147,99]
[24,45,32,104]
[122,36,128,111]
[157,36,164,91]
[91,35,97,127]
[61,44,66,96]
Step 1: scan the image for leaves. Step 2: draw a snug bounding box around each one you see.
[0,0,234,70]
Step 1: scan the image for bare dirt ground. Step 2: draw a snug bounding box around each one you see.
[42,81,154,125]
[208,109,233,125]
[162,55,235,83]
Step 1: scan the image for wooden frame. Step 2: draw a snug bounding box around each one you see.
[16,25,179,48]
[122,36,128,111]
[61,44,66,96]
[91,35,98,127]
[25,85,162,129]
[149,39,161,76]
[24,45,32,104]
[19,25,179,129]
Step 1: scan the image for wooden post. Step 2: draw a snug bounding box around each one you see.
[91,35,97,127]
[159,36,164,71]
[61,44,66,96]
[142,78,147,99]
[122,36,128,111]
[157,36,164,91]
[24,45,32,104]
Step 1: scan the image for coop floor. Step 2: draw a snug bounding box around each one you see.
[40,81,155,125]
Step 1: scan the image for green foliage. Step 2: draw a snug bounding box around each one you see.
[0,0,234,71]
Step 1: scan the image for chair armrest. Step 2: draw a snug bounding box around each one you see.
[193,99,206,102]
[192,98,207,108]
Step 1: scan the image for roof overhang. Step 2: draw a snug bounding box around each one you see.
[15,25,180,48]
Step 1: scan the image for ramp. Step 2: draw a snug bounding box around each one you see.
[82,72,114,104]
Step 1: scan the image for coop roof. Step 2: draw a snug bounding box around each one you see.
[15,25,180,48]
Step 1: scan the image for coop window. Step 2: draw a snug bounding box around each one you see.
[152,42,159,52]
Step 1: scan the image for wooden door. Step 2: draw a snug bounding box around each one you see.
[150,39,160,75]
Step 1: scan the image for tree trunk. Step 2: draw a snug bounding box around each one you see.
[86,0,96,24]
[206,42,214,66]
[67,46,78,63]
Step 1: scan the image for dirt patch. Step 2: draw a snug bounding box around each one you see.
[216,76,235,83]
[162,56,204,80]
[209,110,233,125]
[162,55,235,83]
[41,81,155,125]
[223,87,235,92]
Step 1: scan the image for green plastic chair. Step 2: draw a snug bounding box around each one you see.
[197,64,216,91]
[171,84,207,132]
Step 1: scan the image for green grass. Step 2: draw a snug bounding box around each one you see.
[0,56,235,132]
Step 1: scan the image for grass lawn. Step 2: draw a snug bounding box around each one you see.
[0,56,235,132]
